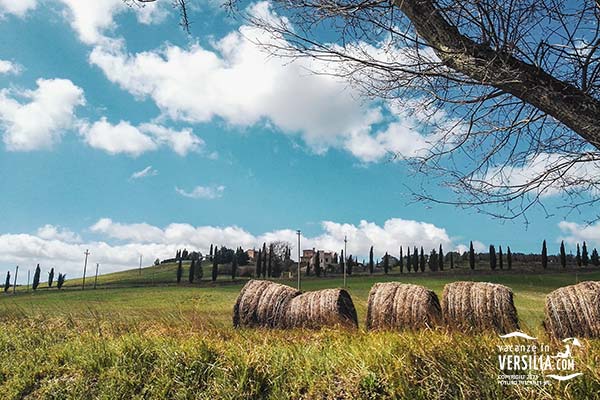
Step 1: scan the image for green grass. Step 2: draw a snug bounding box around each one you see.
[1,265,600,399]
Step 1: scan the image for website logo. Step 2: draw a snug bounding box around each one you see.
[496,331,583,385]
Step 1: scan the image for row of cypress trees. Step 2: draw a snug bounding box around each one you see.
[3,264,65,293]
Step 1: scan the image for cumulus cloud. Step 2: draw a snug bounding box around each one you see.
[130,165,158,179]
[0,78,85,151]
[85,2,441,162]
[79,118,157,156]
[90,218,165,243]
[558,221,600,248]
[0,59,21,75]
[0,217,475,283]
[79,118,204,156]
[175,185,225,200]
[36,224,81,243]
[89,217,464,258]
[57,0,167,45]
[0,0,37,17]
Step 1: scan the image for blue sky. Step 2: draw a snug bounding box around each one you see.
[0,1,597,281]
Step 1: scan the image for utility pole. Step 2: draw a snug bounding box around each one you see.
[296,230,301,291]
[94,263,99,289]
[139,254,143,275]
[344,235,347,288]
[82,249,90,290]
[13,265,18,294]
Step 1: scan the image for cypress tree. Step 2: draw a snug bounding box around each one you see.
[469,241,475,270]
[406,247,411,272]
[209,244,213,260]
[419,247,426,272]
[429,249,438,272]
[413,247,419,272]
[498,246,503,270]
[541,240,548,269]
[268,244,273,277]
[399,247,404,273]
[231,255,238,279]
[212,251,218,282]
[582,242,589,266]
[339,249,344,272]
[48,267,55,288]
[315,250,321,277]
[256,250,262,277]
[57,273,65,289]
[347,254,353,275]
[560,241,567,268]
[176,259,183,283]
[438,244,444,271]
[383,252,389,274]
[576,243,582,267]
[368,246,374,274]
[262,243,267,277]
[189,259,195,283]
[489,245,497,270]
[4,271,10,292]
[591,248,599,266]
[450,252,454,269]
[507,246,513,270]
[32,264,41,290]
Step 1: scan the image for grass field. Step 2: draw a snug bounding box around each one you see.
[1,264,599,399]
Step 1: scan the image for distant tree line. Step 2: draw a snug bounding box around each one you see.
[3,264,66,293]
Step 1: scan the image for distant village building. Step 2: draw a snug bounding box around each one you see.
[300,248,337,268]
[246,248,256,262]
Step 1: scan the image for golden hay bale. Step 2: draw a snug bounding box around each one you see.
[285,288,358,329]
[366,282,442,331]
[544,281,600,339]
[232,280,300,328]
[442,281,519,334]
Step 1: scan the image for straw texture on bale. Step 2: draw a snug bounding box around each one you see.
[366,282,442,331]
[233,280,300,328]
[544,281,600,339]
[285,288,358,329]
[442,281,519,333]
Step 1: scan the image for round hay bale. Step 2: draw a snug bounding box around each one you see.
[232,280,300,328]
[442,281,519,334]
[544,281,600,339]
[285,288,358,329]
[366,282,441,331]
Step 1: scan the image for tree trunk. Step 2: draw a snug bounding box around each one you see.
[394,0,600,149]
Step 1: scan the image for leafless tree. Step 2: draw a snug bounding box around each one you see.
[131,0,600,221]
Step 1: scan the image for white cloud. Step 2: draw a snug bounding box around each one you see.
[84,2,447,163]
[0,59,21,75]
[79,118,157,156]
[57,0,167,45]
[131,165,158,179]
[89,217,464,259]
[0,0,37,17]
[90,218,165,243]
[36,224,81,243]
[0,217,476,283]
[79,118,203,156]
[175,185,225,200]
[139,123,204,156]
[558,221,600,248]
[86,3,402,155]
[0,78,85,151]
